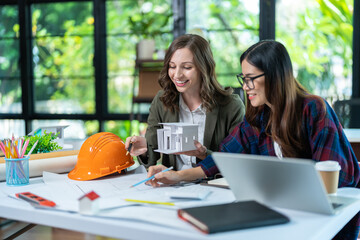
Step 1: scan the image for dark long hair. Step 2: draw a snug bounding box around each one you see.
[158,34,232,113]
[240,40,324,157]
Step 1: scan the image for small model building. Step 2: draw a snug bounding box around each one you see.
[28,125,69,147]
[78,191,100,215]
[155,123,198,154]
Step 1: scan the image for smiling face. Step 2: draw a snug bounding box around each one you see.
[168,48,201,96]
[241,59,271,108]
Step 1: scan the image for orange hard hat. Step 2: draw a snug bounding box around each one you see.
[68,132,134,181]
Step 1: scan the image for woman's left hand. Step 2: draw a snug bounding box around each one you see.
[175,140,207,160]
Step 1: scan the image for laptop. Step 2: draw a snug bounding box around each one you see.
[212,152,358,215]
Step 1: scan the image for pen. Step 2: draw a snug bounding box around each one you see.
[126,141,133,156]
[124,199,175,206]
[130,166,174,188]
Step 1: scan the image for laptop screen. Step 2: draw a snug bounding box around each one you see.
[212,152,335,214]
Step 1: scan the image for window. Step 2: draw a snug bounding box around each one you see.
[104,120,132,141]
[276,0,353,101]
[107,0,172,114]
[0,0,358,138]
[32,2,95,114]
[0,119,25,137]
[0,4,21,114]
[186,0,260,87]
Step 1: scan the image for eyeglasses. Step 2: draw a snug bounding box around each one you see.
[236,73,265,90]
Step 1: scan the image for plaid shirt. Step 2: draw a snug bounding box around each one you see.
[198,96,360,239]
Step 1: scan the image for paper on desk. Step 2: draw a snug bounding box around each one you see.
[97,206,197,232]
[95,185,235,232]
[168,185,236,208]
[0,188,6,198]
[42,171,149,211]
[40,171,236,213]
[0,181,63,209]
[43,171,166,201]
[0,178,50,199]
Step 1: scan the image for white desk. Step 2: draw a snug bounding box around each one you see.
[344,129,360,142]
[344,129,360,160]
[0,176,359,240]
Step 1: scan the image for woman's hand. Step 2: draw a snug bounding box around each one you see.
[146,165,206,187]
[146,165,181,187]
[124,136,148,157]
[175,140,207,160]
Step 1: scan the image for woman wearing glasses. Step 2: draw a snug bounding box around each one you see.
[210,40,360,240]
[150,40,359,239]
[125,34,245,179]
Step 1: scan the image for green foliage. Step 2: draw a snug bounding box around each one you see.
[107,0,172,114]
[0,5,21,107]
[276,0,353,99]
[195,0,259,87]
[31,2,95,114]
[128,11,172,39]
[105,120,133,141]
[24,131,63,154]
[0,0,355,137]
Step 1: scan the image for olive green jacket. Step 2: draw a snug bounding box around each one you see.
[139,90,245,170]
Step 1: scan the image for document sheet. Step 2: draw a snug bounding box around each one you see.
[0,166,235,231]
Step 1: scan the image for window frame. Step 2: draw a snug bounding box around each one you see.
[0,0,358,135]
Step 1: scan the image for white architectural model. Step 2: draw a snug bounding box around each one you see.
[155,123,198,154]
[28,125,69,147]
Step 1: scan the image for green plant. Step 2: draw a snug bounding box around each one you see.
[24,131,63,154]
[128,11,172,39]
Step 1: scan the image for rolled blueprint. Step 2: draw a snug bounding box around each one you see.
[0,151,78,181]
